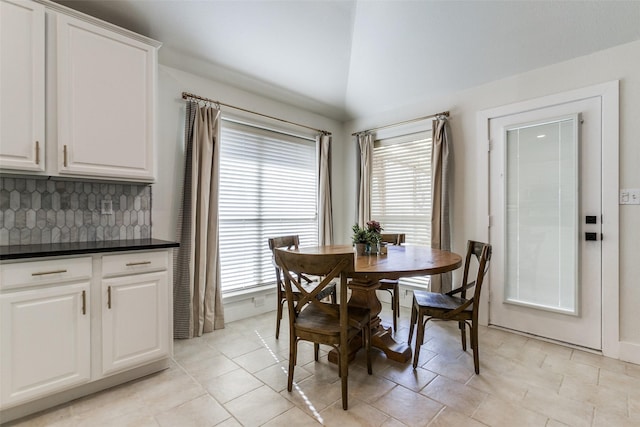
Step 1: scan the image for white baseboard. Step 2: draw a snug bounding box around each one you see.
[619,341,640,365]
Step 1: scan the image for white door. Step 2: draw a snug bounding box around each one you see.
[0,0,45,172]
[488,97,602,350]
[102,271,169,376]
[0,283,90,407]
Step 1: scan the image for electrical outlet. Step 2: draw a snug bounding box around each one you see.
[253,296,265,307]
[101,199,114,214]
[620,189,640,205]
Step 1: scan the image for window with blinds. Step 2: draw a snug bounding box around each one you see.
[219,120,318,293]
[371,131,432,288]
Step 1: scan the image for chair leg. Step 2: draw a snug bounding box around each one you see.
[288,338,297,392]
[459,321,467,351]
[392,284,399,333]
[314,343,320,361]
[413,314,426,369]
[330,288,337,304]
[366,319,372,375]
[471,322,480,374]
[407,300,417,345]
[340,348,349,410]
[275,300,283,339]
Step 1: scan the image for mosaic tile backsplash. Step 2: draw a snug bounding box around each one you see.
[0,177,152,246]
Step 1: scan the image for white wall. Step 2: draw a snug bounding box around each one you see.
[338,39,640,362]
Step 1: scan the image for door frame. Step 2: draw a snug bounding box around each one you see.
[476,80,619,359]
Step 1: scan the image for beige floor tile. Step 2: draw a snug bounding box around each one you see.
[378,362,438,392]
[319,398,392,426]
[253,361,312,393]
[2,406,74,427]
[214,417,243,426]
[541,353,600,385]
[466,369,527,403]
[347,366,397,404]
[420,375,488,416]
[225,385,294,426]
[571,349,628,374]
[558,376,628,418]
[473,394,548,427]
[182,353,241,383]
[261,406,322,426]
[280,374,342,415]
[69,383,147,423]
[233,347,280,373]
[629,394,640,421]
[598,368,640,399]
[521,386,594,427]
[373,385,443,426]
[592,408,639,427]
[428,406,487,427]
[626,361,640,378]
[203,368,263,404]
[422,354,475,384]
[154,394,230,427]
[380,416,409,427]
[90,412,160,427]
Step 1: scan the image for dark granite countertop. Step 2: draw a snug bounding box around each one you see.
[0,239,179,260]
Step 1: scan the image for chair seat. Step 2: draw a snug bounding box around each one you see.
[413,290,472,317]
[296,304,370,337]
[378,278,398,291]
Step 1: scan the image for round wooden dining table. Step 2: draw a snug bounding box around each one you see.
[294,244,463,363]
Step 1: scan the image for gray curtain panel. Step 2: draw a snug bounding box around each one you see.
[174,101,225,338]
[317,134,334,245]
[430,117,453,293]
[357,133,373,227]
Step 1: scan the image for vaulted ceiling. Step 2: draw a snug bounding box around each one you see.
[55,1,640,121]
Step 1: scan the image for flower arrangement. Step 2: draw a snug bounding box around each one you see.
[352,220,383,248]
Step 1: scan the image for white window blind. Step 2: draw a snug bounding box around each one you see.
[219,120,318,293]
[371,131,432,288]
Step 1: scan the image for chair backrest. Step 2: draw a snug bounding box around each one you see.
[456,240,492,305]
[268,235,299,252]
[274,249,353,320]
[268,235,300,289]
[380,233,406,246]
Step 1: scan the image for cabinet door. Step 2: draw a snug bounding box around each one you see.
[0,283,90,408]
[0,0,45,172]
[56,13,156,181]
[102,271,168,376]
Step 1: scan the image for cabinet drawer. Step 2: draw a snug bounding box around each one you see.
[0,257,92,291]
[102,250,168,277]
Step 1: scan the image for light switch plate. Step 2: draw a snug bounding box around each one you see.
[620,189,640,205]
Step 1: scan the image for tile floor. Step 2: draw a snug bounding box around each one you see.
[4,304,640,427]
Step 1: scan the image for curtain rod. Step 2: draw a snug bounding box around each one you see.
[351,111,450,136]
[182,92,331,135]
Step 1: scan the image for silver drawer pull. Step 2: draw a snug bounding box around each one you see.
[126,261,151,267]
[32,269,67,276]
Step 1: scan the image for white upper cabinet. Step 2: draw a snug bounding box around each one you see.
[0,0,46,172]
[56,13,157,181]
[0,0,159,182]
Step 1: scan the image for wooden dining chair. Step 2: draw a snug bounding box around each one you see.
[378,233,406,332]
[274,248,372,410]
[268,235,336,339]
[407,240,492,373]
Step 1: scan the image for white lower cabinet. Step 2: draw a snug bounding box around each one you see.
[0,248,173,415]
[0,282,90,407]
[102,271,169,375]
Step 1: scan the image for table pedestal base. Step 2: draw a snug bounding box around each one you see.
[328,278,412,364]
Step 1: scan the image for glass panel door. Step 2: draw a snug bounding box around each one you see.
[504,115,579,315]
